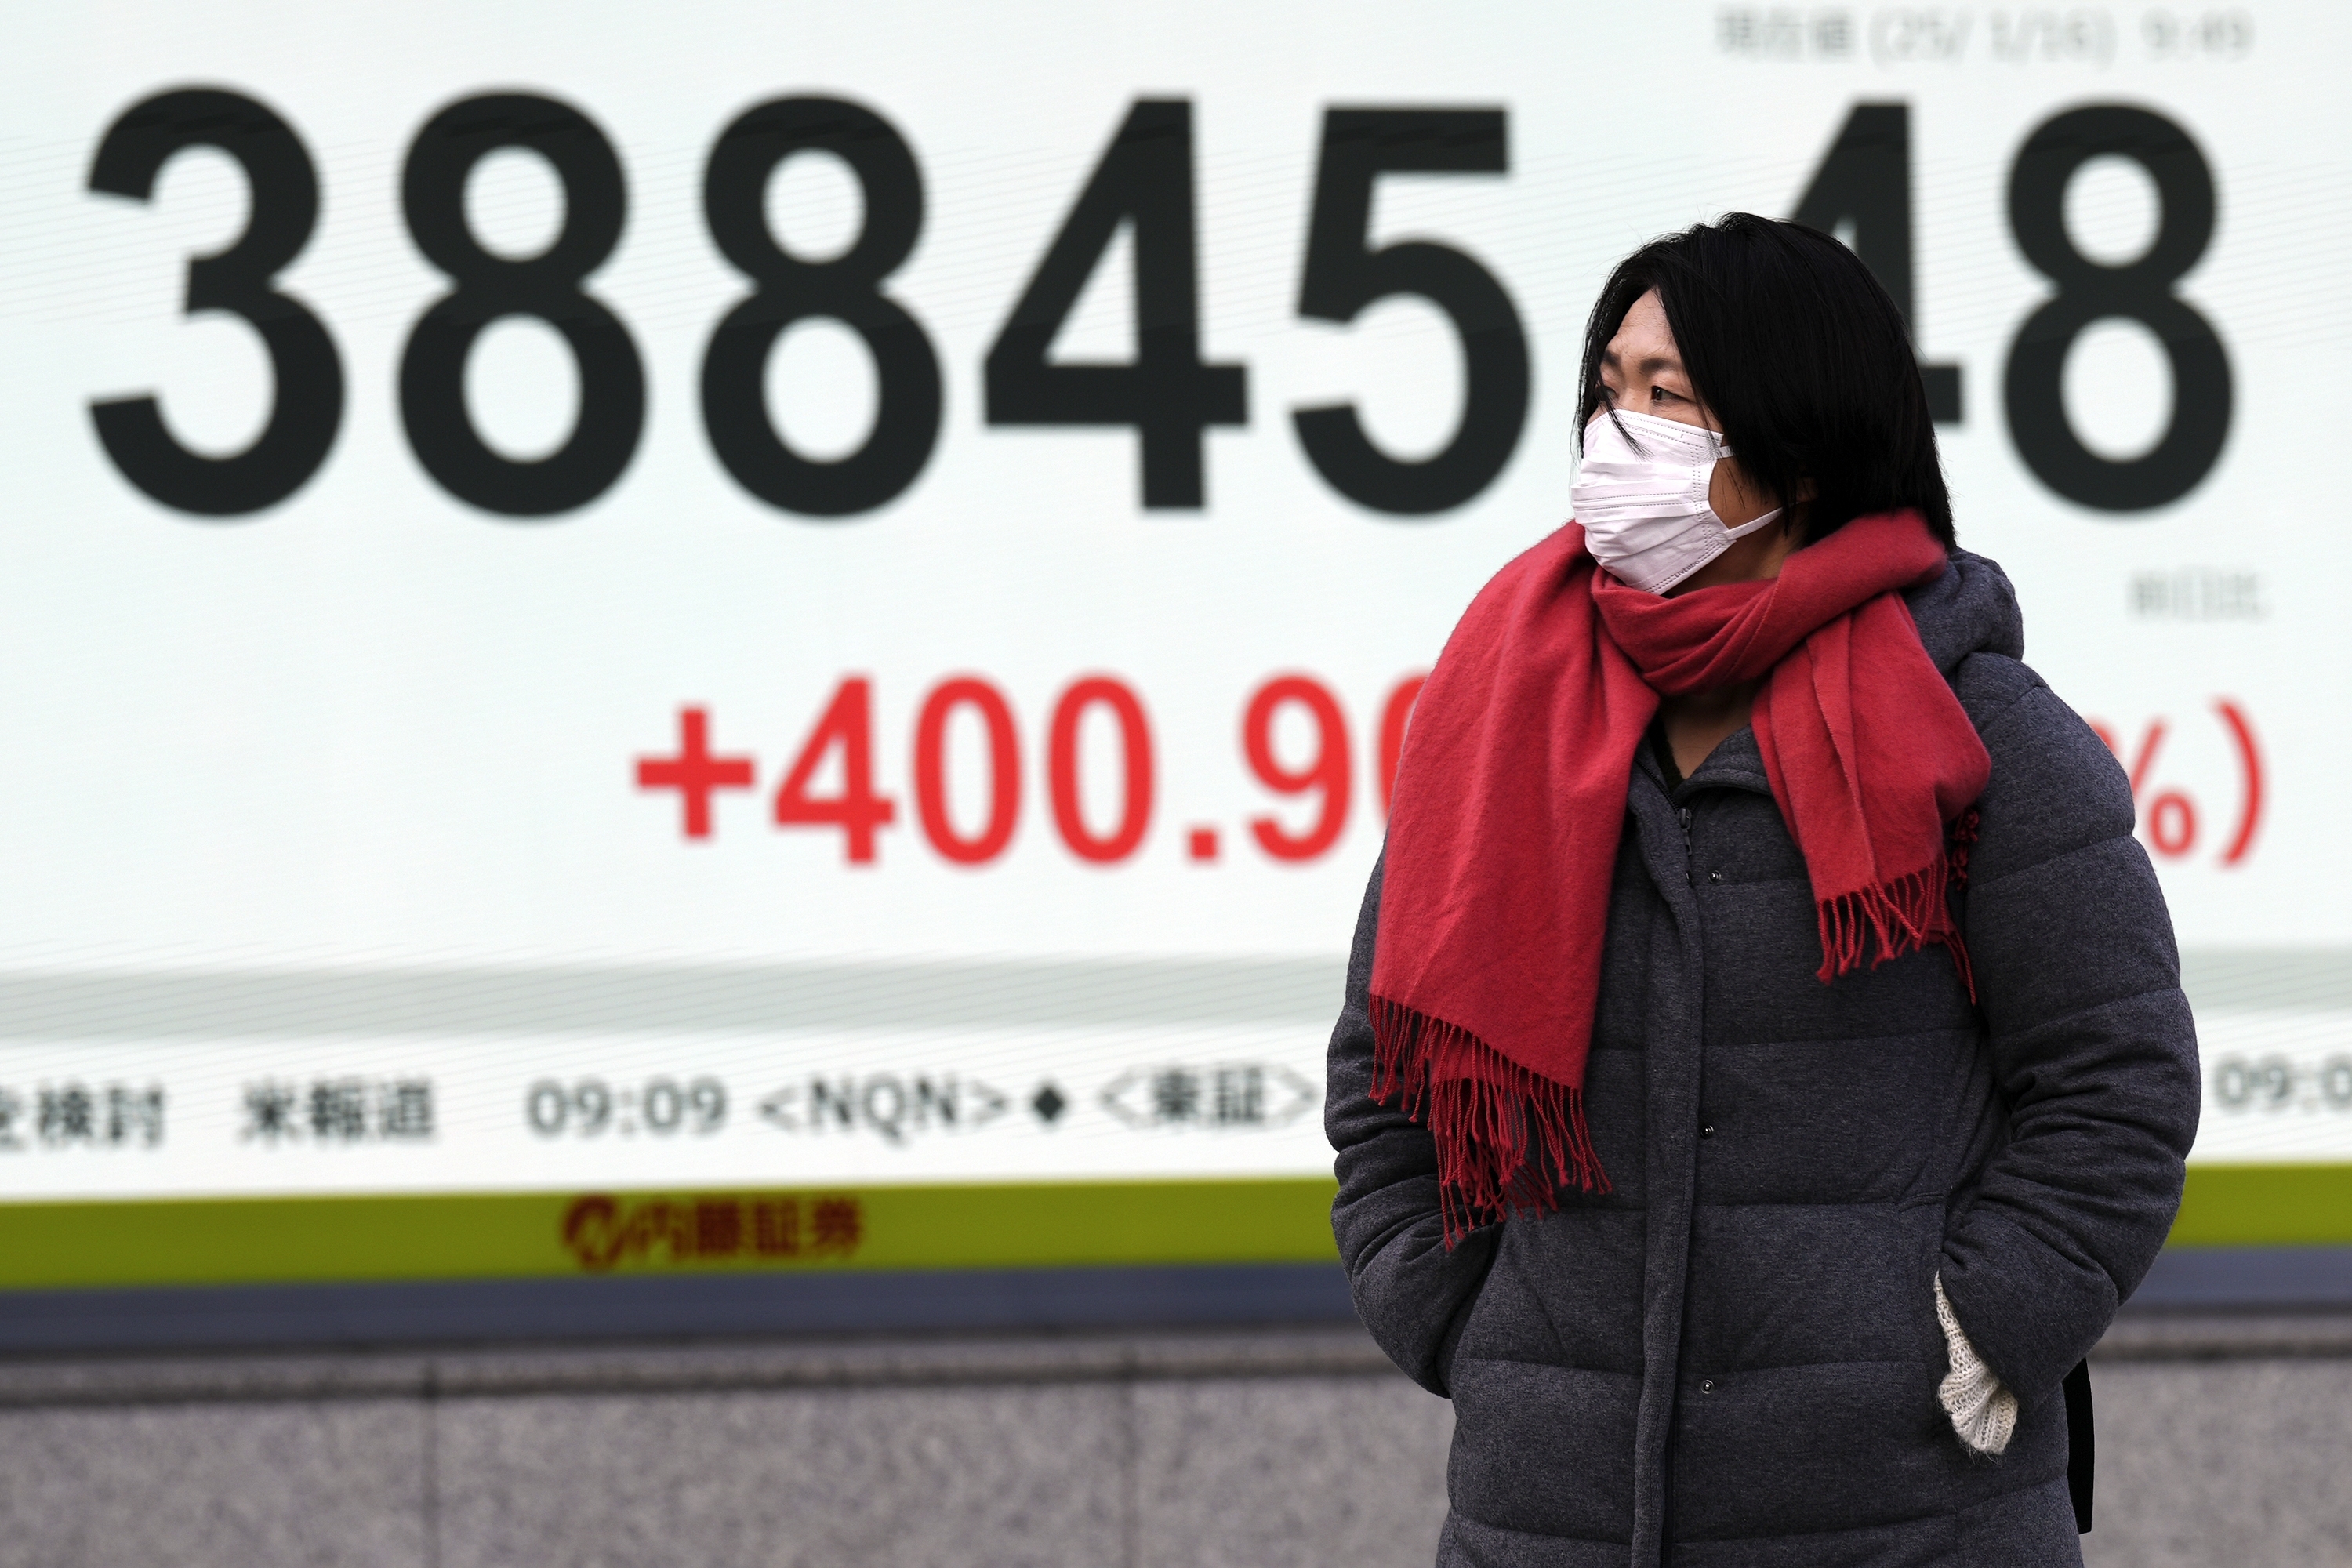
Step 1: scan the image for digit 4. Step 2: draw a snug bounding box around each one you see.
[985,100,1247,510]
[1791,103,1962,423]
[775,677,896,862]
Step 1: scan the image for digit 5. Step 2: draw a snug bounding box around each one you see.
[1293,109,1528,517]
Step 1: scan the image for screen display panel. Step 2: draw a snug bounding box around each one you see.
[0,0,2339,1290]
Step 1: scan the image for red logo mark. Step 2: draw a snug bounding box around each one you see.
[561,1192,863,1272]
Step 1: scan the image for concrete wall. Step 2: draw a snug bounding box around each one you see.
[0,1316,2345,1568]
[2079,1316,2352,1568]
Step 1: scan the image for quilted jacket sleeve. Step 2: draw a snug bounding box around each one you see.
[1939,658,2202,1405]
[1326,855,1499,1396]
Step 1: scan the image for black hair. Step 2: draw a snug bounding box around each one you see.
[1576,212,1955,547]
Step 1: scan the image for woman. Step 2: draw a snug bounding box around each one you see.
[1326,214,2198,1567]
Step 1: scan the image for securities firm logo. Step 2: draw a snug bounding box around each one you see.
[561,1192,864,1272]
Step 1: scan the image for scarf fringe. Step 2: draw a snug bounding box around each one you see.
[1814,814,1982,1000]
[1369,996,1610,1247]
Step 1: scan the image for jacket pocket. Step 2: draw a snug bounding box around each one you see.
[1432,1232,1503,1393]
[1918,1202,1964,1422]
[1436,1282,1479,1392]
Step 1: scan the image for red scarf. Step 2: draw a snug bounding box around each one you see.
[1371,511,1989,1240]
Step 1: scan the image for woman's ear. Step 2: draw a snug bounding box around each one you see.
[1781,479,1817,544]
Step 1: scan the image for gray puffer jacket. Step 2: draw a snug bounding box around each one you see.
[1326,551,2200,1568]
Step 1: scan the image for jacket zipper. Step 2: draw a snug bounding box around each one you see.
[1669,797,1697,1552]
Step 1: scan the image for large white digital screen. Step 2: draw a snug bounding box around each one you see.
[0,0,2339,1280]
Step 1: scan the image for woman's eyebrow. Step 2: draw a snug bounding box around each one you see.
[1598,347,1681,376]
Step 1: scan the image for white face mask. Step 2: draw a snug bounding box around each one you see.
[1570,408,1782,594]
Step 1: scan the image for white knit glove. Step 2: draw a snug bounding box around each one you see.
[1933,1273,2018,1456]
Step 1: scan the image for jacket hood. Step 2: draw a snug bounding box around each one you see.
[1906,548,2025,675]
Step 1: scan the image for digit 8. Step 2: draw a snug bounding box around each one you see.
[399,93,644,517]
[2003,105,2231,513]
[700,98,941,517]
